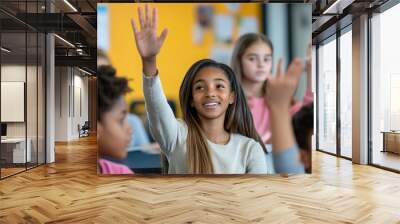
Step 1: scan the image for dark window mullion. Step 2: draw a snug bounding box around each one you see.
[367,11,373,165]
[336,27,341,157]
[36,8,39,168]
[316,44,320,151]
[25,0,28,171]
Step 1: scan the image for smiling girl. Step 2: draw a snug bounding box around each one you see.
[131,5,304,174]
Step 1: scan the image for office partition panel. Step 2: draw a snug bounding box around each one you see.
[27,31,38,169]
[0,1,47,179]
[0,31,28,178]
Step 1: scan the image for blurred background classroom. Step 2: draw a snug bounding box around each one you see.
[97,3,311,173]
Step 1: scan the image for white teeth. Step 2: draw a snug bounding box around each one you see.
[204,102,218,107]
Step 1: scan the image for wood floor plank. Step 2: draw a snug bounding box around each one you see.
[0,135,399,223]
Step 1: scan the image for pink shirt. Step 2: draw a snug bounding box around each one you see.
[98,159,134,174]
[247,90,314,143]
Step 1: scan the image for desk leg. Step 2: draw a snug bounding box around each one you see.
[382,133,386,153]
[381,133,385,152]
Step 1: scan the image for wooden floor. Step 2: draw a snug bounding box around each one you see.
[0,136,400,223]
[372,150,400,171]
[1,164,45,178]
[1,167,26,178]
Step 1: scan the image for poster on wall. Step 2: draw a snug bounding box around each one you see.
[214,14,234,43]
[193,5,214,44]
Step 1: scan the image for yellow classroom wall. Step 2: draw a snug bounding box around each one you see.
[108,3,261,117]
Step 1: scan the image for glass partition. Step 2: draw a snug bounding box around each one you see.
[371,3,400,171]
[317,35,337,155]
[0,1,46,179]
[339,28,352,158]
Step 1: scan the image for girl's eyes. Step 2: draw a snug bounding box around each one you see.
[194,85,226,90]
[247,56,272,62]
[264,57,272,62]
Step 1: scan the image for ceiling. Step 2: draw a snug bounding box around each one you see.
[309,0,391,43]
[1,0,396,73]
[0,0,96,73]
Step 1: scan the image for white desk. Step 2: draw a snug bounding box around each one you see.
[1,138,31,163]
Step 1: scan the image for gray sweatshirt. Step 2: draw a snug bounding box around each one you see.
[143,74,305,174]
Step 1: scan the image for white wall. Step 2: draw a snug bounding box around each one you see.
[54,66,69,141]
[54,67,89,141]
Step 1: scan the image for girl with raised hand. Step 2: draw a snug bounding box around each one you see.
[231,34,313,144]
[131,5,304,174]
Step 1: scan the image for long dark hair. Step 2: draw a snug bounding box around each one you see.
[179,59,266,174]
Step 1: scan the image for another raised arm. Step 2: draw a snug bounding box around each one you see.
[266,58,305,173]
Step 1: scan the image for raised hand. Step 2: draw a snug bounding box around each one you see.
[265,58,303,110]
[131,4,168,62]
[265,58,303,152]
